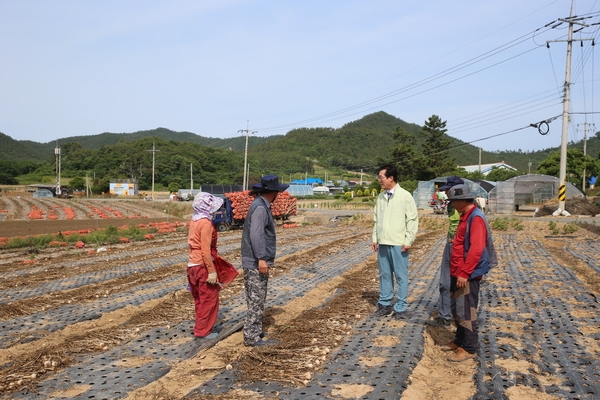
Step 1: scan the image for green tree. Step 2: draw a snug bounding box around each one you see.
[399,179,418,194]
[418,115,455,180]
[537,148,600,188]
[92,177,110,194]
[168,181,181,193]
[485,167,522,182]
[0,161,20,184]
[0,171,18,184]
[367,179,381,193]
[464,170,486,181]
[68,176,87,190]
[389,127,421,181]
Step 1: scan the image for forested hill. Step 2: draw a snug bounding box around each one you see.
[2,112,598,173]
[246,111,580,172]
[57,128,281,153]
[248,112,421,171]
[1,128,281,161]
[0,132,50,161]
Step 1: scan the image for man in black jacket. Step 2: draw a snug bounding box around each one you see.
[241,175,289,347]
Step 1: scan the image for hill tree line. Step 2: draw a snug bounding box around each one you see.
[1,112,599,192]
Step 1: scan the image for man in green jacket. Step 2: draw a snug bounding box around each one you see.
[371,164,419,319]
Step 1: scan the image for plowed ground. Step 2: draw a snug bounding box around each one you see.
[0,193,170,222]
[0,205,598,400]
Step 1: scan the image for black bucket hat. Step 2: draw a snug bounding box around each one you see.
[252,175,289,193]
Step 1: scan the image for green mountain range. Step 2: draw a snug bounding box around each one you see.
[1,111,598,175]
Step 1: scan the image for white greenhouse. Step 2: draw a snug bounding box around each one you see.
[413,177,488,209]
[488,174,584,214]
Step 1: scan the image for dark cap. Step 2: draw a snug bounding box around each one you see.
[251,174,289,193]
[438,176,464,191]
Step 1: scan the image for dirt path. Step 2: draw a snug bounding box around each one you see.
[0,216,598,399]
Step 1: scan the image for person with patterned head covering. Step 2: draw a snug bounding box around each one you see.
[188,192,224,339]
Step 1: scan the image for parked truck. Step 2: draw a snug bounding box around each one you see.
[212,190,297,232]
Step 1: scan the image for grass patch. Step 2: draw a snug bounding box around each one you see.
[0,223,186,250]
[490,218,524,231]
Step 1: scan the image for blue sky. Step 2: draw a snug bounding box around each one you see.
[1,0,599,152]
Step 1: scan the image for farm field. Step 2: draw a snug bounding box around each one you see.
[0,194,172,221]
[0,194,599,399]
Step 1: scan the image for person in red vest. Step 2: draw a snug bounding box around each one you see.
[443,184,497,362]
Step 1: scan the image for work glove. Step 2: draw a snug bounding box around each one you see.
[207,272,218,285]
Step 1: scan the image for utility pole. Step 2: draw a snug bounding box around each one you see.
[239,121,257,191]
[546,1,593,215]
[579,122,595,191]
[478,148,482,173]
[55,143,61,196]
[147,143,160,200]
[190,163,193,193]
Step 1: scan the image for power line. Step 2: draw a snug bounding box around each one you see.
[449,96,561,133]
[452,102,561,134]
[254,25,557,134]
[390,117,561,171]
[220,6,600,151]
[244,2,568,129]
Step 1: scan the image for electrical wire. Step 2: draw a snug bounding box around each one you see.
[241,2,566,128]
[449,100,562,136]
[449,89,559,124]
[254,26,556,133]
[223,6,600,149]
[257,46,543,134]
[248,3,567,127]
[449,93,561,129]
[550,11,600,144]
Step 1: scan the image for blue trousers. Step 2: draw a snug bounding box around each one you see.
[377,244,409,313]
[437,242,452,320]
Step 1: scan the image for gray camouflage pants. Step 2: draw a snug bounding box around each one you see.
[243,268,269,345]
